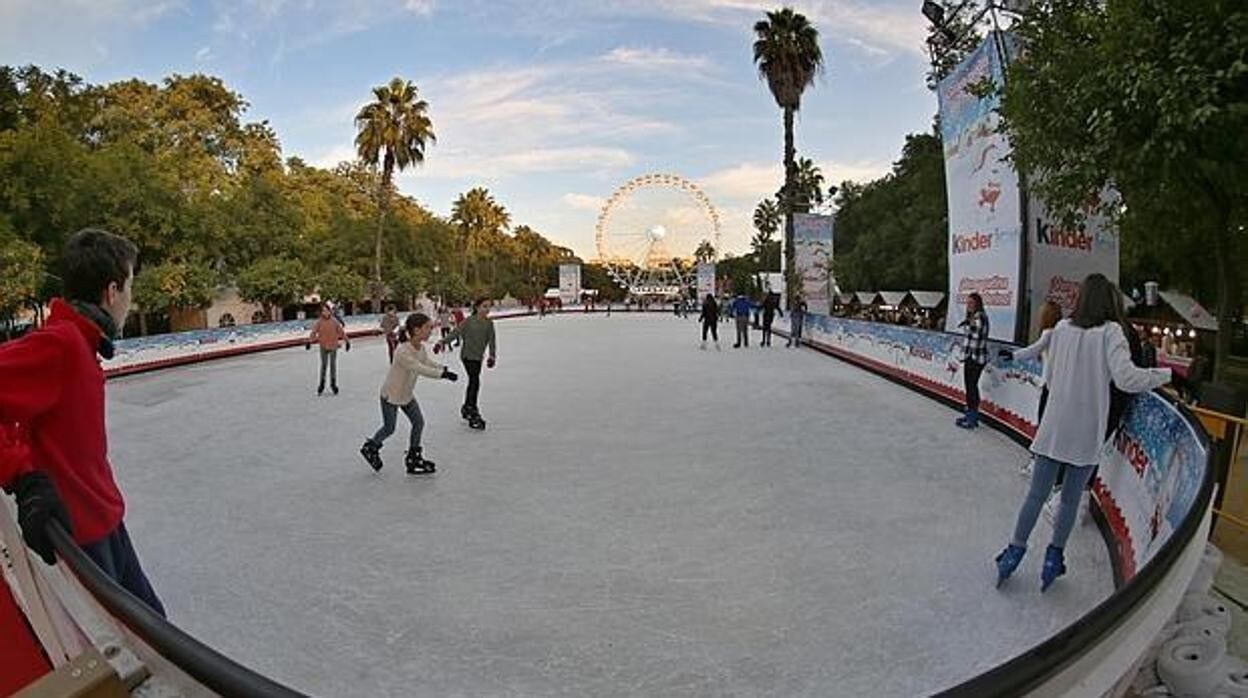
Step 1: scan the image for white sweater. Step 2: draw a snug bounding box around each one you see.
[380,342,446,405]
[1014,320,1171,466]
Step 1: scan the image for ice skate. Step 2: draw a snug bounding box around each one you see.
[360,440,383,472]
[406,448,436,474]
[468,409,487,431]
[331,384,339,395]
[955,410,979,429]
[995,544,1026,588]
[1040,545,1066,591]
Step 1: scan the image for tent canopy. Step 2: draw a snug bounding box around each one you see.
[878,291,908,308]
[908,291,946,309]
[855,292,880,306]
[1159,291,1219,332]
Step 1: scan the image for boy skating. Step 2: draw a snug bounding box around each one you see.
[436,298,497,430]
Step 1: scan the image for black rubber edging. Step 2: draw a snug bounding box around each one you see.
[47,523,308,698]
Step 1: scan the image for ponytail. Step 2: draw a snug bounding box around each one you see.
[397,312,431,343]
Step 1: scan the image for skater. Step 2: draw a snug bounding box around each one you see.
[309,303,349,395]
[731,293,752,348]
[451,305,467,344]
[359,312,458,474]
[380,304,400,363]
[437,305,452,344]
[760,293,783,347]
[437,298,497,430]
[955,293,989,428]
[787,295,808,347]
[995,274,1171,590]
[699,294,720,350]
[0,229,165,615]
[605,300,611,316]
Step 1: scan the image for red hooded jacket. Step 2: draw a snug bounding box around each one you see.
[0,299,125,545]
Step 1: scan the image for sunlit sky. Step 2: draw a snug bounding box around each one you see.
[1,0,939,258]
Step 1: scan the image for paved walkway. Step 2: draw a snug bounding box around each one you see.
[106,313,1113,697]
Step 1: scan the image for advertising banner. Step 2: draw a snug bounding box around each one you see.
[937,33,1022,340]
[558,264,582,305]
[696,263,716,300]
[1026,194,1120,340]
[794,213,834,313]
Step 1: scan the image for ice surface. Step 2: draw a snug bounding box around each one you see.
[105,313,1113,697]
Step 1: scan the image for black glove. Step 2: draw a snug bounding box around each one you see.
[998,349,1014,362]
[442,368,459,382]
[13,472,71,565]
[345,341,352,352]
[305,343,311,350]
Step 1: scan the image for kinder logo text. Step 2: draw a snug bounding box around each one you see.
[952,232,993,254]
[1036,219,1093,252]
[1114,430,1150,477]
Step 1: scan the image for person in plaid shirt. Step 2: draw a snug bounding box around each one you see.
[956,292,990,429]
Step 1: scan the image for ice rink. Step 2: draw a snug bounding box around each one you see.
[105,313,1113,697]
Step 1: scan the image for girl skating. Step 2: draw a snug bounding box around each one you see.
[699,294,720,350]
[360,313,458,474]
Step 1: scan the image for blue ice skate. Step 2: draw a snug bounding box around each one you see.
[1040,545,1066,592]
[955,409,979,429]
[995,544,1025,588]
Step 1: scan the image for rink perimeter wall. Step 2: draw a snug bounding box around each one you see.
[2,309,1216,696]
[797,313,1215,696]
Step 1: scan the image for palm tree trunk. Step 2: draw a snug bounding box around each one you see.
[783,106,796,301]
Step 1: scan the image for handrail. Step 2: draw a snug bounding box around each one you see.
[47,522,308,698]
[933,391,1216,697]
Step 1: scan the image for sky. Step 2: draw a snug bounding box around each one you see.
[0,0,940,259]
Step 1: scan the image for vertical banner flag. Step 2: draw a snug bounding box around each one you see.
[1026,192,1120,339]
[937,33,1022,340]
[696,263,716,300]
[558,264,582,305]
[793,213,834,314]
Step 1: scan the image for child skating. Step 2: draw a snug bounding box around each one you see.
[360,313,458,474]
[309,303,349,395]
[436,298,497,430]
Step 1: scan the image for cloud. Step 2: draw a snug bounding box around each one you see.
[700,162,783,201]
[562,193,606,211]
[308,143,360,169]
[601,47,712,72]
[0,0,186,70]
[195,46,213,62]
[403,0,436,16]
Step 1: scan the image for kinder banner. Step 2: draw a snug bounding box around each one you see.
[794,213,834,313]
[1093,393,1207,579]
[558,264,582,305]
[1026,193,1120,340]
[938,33,1022,341]
[696,263,716,299]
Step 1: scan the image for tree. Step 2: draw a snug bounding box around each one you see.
[388,266,430,308]
[0,235,43,337]
[923,1,986,89]
[792,157,826,212]
[997,0,1247,379]
[450,187,510,285]
[694,240,717,264]
[753,7,824,300]
[354,78,435,310]
[131,260,216,335]
[315,265,368,306]
[237,257,309,321]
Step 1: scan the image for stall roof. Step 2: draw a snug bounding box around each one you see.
[908,291,946,309]
[1159,291,1219,332]
[855,292,880,305]
[837,293,857,305]
[878,291,908,307]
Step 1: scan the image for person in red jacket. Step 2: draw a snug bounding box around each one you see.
[0,228,165,615]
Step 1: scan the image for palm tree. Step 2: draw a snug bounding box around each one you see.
[451,187,510,285]
[754,8,824,299]
[753,197,781,241]
[793,157,825,212]
[694,240,717,264]
[355,77,435,309]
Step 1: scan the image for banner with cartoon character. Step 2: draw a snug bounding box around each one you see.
[559,264,582,305]
[793,213,834,313]
[696,263,716,300]
[937,33,1022,341]
[1025,193,1121,340]
[1092,393,1208,580]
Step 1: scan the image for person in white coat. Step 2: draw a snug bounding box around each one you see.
[995,274,1171,591]
[359,313,458,474]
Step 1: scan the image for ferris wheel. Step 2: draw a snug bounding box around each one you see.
[594,173,721,296]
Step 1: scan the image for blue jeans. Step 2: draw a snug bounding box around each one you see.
[370,398,424,451]
[81,523,166,617]
[1012,455,1094,550]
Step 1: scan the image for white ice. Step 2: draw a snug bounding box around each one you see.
[105,313,1113,697]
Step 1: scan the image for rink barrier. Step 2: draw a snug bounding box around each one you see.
[786,314,1215,696]
[45,522,308,697]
